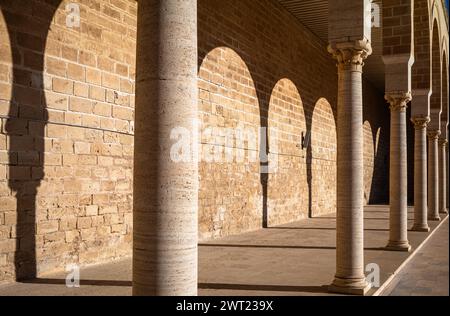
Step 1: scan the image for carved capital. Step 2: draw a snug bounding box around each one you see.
[385,92,412,112]
[411,116,430,130]
[427,130,441,140]
[439,139,448,147]
[328,39,372,71]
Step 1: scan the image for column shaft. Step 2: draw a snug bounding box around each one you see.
[385,95,411,252]
[328,41,371,295]
[428,131,441,221]
[411,118,430,232]
[439,140,448,214]
[133,0,198,296]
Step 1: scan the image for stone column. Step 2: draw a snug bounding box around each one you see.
[328,40,372,295]
[133,0,199,296]
[385,94,412,251]
[439,139,448,215]
[428,130,441,221]
[411,117,431,232]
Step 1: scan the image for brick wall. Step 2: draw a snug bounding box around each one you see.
[197,0,390,240]
[0,0,390,281]
[0,0,136,282]
[413,0,431,90]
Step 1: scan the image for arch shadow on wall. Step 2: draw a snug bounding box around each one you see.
[197,47,263,239]
[308,98,337,218]
[363,120,375,204]
[267,78,308,226]
[197,41,340,230]
[1,0,63,280]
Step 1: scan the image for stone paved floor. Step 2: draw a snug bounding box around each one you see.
[381,219,449,296]
[0,205,447,296]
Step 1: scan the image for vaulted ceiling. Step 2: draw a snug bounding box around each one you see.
[277,0,385,91]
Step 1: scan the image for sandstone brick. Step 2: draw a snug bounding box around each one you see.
[65,126,85,140]
[64,112,82,125]
[99,207,118,219]
[45,92,68,111]
[0,166,6,180]
[82,115,101,128]
[53,78,73,94]
[69,96,92,113]
[44,231,65,243]
[111,224,126,234]
[74,82,89,98]
[112,106,133,120]
[120,78,133,93]
[0,197,16,211]
[67,63,86,81]
[77,217,92,229]
[91,215,104,227]
[61,46,78,62]
[79,51,96,67]
[97,56,115,72]
[0,240,15,253]
[81,227,96,241]
[47,124,67,138]
[73,142,89,155]
[65,230,80,243]
[46,57,67,77]
[114,92,130,106]
[37,221,59,235]
[86,205,99,216]
[0,64,10,82]
[86,68,102,85]
[102,72,120,90]
[93,102,111,117]
[77,154,97,166]
[100,117,115,130]
[89,85,106,101]
[98,156,114,166]
[115,63,128,77]
[59,217,77,231]
[0,254,7,266]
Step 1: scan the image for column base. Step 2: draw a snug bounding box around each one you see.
[386,241,412,252]
[439,209,448,215]
[411,224,430,233]
[428,216,441,222]
[329,277,371,296]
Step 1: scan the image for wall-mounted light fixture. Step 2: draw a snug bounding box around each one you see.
[301,131,311,150]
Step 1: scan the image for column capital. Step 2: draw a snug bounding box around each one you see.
[411,116,430,130]
[327,39,372,71]
[427,130,441,140]
[385,92,412,112]
[439,139,448,147]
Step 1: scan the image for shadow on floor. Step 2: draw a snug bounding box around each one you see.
[198,283,330,294]
[20,279,132,287]
[199,243,386,251]
[267,227,390,232]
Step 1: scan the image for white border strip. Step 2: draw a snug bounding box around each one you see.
[373,215,449,296]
